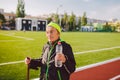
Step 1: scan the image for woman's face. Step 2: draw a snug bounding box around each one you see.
[46,27,60,42]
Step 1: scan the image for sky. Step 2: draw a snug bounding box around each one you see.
[0,0,120,20]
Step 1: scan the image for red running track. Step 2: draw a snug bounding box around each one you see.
[70,59,120,80]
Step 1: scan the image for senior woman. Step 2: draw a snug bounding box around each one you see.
[25,22,76,80]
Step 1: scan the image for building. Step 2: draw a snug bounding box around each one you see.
[0,8,15,21]
[81,26,94,32]
[0,8,4,14]
[93,23,104,31]
[87,18,107,24]
[115,21,120,32]
[4,12,16,21]
[16,18,47,31]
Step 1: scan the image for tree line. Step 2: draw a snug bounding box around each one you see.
[1,0,120,32]
[46,12,87,31]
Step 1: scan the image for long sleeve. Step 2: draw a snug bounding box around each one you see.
[29,44,49,70]
[29,58,42,70]
[63,43,76,74]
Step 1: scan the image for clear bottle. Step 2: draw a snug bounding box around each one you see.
[55,41,63,67]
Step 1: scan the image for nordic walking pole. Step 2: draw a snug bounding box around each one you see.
[26,57,30,80]
[27,63,29,80]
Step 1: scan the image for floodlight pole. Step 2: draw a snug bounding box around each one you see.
[56,5,62,26]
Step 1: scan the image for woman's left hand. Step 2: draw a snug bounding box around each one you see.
[55,53,66,63]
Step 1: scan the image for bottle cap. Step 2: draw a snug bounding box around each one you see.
[57,41,61,45]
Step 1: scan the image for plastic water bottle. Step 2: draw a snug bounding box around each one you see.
[55,41,63,67]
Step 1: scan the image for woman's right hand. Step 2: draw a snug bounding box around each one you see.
[25,57,31,64]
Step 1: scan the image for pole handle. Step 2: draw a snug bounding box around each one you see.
[26,64,30,80]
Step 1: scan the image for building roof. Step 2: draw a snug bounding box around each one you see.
[4,12,16,17]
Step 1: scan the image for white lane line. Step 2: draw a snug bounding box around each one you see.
[75,57,120,72]
[0,33,34,40]
[0,60,24,66]
[32,78,39,80]
[109,75,120,80]
[74,46,120,54]
[0,40,23,42]
[0,47,120,66]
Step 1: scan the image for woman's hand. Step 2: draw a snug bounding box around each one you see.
[55,54,66,63]
[25,57,31,64]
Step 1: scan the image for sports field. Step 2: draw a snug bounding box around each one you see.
[0,30,120,80]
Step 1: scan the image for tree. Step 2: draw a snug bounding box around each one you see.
[81,12,87,26]
[77,16,81,31]
[54,14,59,24]
[50,13,59,24]
[0,13,6,26]
[69,12,76,31]
[103,22,112,32]
[46,17,52,24]
[61,12,69,31]
[16,0,25,18]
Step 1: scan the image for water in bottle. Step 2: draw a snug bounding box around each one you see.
[55,41,63,67]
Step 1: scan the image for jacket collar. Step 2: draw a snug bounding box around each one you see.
[47,38,60,46]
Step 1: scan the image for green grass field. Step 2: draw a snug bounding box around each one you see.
[0,30,120,80]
